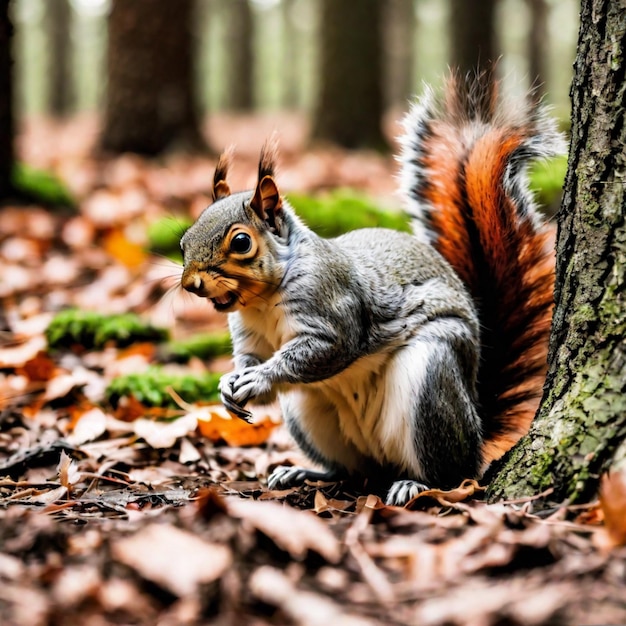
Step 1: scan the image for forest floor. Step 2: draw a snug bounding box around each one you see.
[1,114,626,626]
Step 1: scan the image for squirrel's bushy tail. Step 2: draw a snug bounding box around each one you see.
[399,73,565,464]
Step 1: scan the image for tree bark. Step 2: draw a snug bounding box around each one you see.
[46,0,73,117]
[224,0,253,111]
[101,0,205,155]
[0,1,13,199]
[449,0,498,76]
[489,0,626,504]
[311,0,387,150]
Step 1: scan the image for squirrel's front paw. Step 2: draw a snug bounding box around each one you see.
[219,372,253,423]
[228,365,272,406]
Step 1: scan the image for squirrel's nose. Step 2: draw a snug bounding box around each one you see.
[181,271,205,295]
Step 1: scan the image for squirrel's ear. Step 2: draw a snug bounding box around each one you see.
[212,149,233,201]
[250,175,282,230]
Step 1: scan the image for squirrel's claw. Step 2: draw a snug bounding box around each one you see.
[385,479,430,507]
[267,465,342,490]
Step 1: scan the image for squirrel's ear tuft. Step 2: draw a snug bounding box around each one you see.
[250,175,282,231]
[213,147,234,201]
[258,135,279,180]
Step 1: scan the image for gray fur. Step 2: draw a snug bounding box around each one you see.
[182,184,482,505]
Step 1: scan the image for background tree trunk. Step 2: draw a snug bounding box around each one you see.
[488,0,626,504]
[224,0,253,111]
[311,0,386,150]
[449,0,498,76]
[46,0,73,117]
[527,0,549,96]
[281,0,298,109]
[0,1,13,199]
[383,0,415,110]
[101,0,205,155]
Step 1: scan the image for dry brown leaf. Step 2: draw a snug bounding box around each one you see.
[134,414,198,449]
[57,451,82,489]
[67,406,108,445]
[594,470,626,551]
[249,566,376,626]
[0,336,48,368]
[405,478,484,509]
[227,497,341,563]
[15,351,58,382]
[111,524,232,597]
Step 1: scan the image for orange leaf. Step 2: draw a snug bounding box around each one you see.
[103,228,146,268]
[196,407,277,447]
[16,351,58,382]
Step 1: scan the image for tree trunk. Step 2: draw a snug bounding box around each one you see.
[281,0,298,109]
[46,0,73,117]
[101,0,205,155]
[0,1,13,199]
[311,0,387,150]
[526,0,549,96]
[488,0,626,505]
[383,0,415,110]
[224,0,253,111]
[449,0,498,76]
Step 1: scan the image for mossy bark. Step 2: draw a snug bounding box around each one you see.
[488,0,626,504]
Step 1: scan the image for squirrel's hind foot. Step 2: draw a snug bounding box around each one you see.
[385,479,430,506]
[267,465,342,491]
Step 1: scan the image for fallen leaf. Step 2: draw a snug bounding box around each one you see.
[112,524,232,597]
[134,413,198,448]
[103,228,147,268]
[67,407,108,445]
[57,451,82,489]
[0,336,47,367]
[405,478,484,509]
[15,351,58,382]
[195,405,277,447]
[249,566,374,626]
[594,470,626,551]
[227,498,341,563]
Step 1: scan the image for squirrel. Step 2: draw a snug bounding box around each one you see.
[180,73,563,506]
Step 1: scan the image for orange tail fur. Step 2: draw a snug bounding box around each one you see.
[400,73,565,464]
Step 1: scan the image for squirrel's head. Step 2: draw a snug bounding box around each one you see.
[180,142,286,312]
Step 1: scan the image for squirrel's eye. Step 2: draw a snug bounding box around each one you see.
[230,232,252,254]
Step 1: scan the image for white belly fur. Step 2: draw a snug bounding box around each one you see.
[280,334,439,478]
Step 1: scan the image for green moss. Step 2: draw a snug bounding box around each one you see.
[289,190,410,238]
[46,309,169,351]
[12,162,75,208]
[528,155,568,213]
[106,366,221,408]
[147,216,192,263]
[161,331,232,363]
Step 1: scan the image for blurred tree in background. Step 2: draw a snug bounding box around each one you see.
[449,0,498,76]
[224,0,254,111]
[311,0,386,150]
[0,1,14,198]
[384,0,415,111]
[100,0,205,155]
[5,0,580,159]
[527,0,549,96]
[46,0,73,117]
